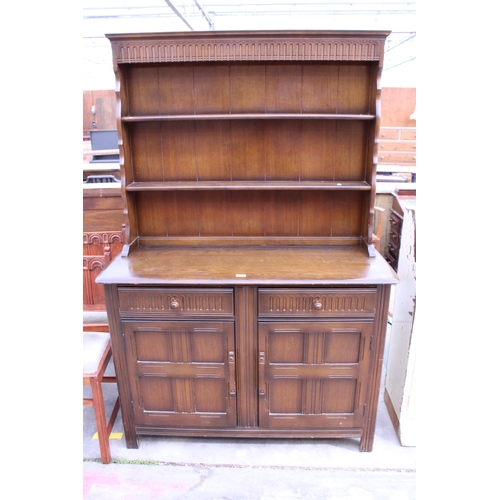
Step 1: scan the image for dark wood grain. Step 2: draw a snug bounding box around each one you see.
[121,113,375,121]
[97,246,398,285]
[100,30,394,452]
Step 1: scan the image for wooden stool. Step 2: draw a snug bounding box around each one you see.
[83,331,120,464]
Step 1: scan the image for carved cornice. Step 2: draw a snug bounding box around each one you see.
[107,32,389,64]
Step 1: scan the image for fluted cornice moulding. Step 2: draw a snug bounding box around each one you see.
[106,31,390,65]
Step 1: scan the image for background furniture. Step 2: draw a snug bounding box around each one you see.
[83,186,124,310]
[83,329,120,464]
[372,206,385,252]
[384,190,415,272]
[384,193,416,446]
[97,30,398,452]
[89,130,120,163]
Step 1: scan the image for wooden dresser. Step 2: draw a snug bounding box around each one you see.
[97,30,399,452]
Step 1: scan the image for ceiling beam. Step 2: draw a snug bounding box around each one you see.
[165,1,215,30]
[164,0,194,30]
[193,0,214,29]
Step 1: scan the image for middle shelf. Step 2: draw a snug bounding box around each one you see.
[125,180,373,191]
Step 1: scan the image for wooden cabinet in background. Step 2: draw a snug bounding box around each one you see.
[386,207,404,271]
[379,127,417,167]
[83,187,124,310]
[97,30,399,452]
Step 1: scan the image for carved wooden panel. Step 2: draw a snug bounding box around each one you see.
[109,32,387,65]
[117,288,234,318]
[83,231,124,255]
[123,321,236,428]
[83,230,124,310]
[258,288,377,317]
[258,321,372,429]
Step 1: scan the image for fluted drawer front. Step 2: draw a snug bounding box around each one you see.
[258,288,377,317]
[118,288,234,318]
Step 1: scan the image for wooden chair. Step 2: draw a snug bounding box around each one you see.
[83,329,119,464]
[373,206,385,252]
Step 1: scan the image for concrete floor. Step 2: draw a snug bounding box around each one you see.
[83,313,416,499]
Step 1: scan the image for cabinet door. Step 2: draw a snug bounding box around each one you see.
[123,320,236,428]
[258,321,372,429]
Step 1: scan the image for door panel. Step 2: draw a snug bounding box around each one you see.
[124,321,236,428]
[258,321,372,429]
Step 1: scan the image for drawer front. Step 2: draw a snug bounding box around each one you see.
[389,227,402,246]
[258,288,377,318]
[378,152,416,164]
[389,210,403,246]
[379,129,399,140]
[401,129,417,140]
[387,244,400,263]
[389,210,403,228]
[385,251,398,271]
[118,288,234,318]
[379,140,416,153]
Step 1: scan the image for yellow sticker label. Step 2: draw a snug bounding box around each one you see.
[92,432,123,440]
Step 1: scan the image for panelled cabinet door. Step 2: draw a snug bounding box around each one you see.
[258,321,372,429]
[123,321,236,428]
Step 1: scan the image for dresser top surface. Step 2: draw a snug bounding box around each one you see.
[96,246,399,286]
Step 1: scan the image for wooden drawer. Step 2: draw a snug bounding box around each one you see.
[379,140,416,153]
[389,227,402,247]
[118,287,234,318]
[401,129,417,140]
[389,209,403,246]
[389,209,403,225]
[378,152,417,164]
[379,129,399,140]
[258,288,377,318]
[385,251,397,270]
[387,239,400,260]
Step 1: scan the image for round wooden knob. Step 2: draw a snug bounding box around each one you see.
[170,299,180,310]
[313,300,322,310]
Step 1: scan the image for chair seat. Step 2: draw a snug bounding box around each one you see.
[83,331,111,376]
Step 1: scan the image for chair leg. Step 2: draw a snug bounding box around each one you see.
[90,377,112,464]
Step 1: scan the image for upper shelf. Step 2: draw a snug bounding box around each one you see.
[121,113,376,122]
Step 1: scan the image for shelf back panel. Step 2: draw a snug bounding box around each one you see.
[127,120,371,183]
[132,190,366,240]
[124,62,375,117]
